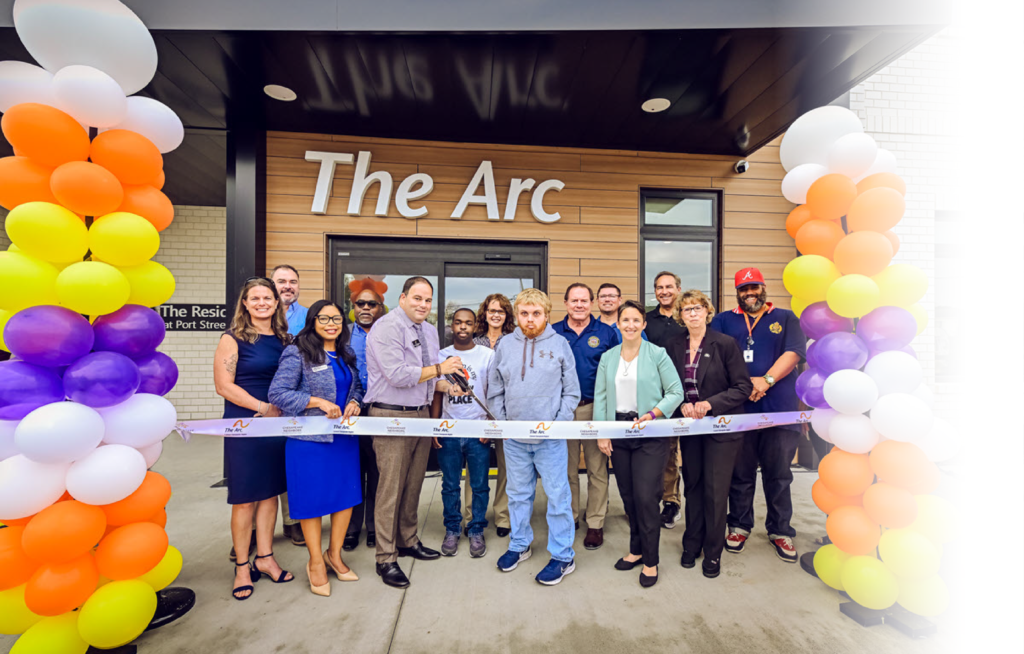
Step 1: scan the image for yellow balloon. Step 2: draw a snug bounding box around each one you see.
[907,303,928,336]
[136,545,183,592]
[0,585,44,635]
[897,574,950,617]
[118,261,176,307]
[783,255,841,302]
[56,261,130,316]
[908,495,956,545]
[878,528,941,579]
[10,612,87,654]
[5,202,88,264]
[826,274,880,318]
[812,544,850,590]
[0,252,60,313]
[88,212,160,267]
[873,263,928,308]
[76,580,156,650]
[790,296,811,318]
[840,556,899,610]
[0,309,11,351]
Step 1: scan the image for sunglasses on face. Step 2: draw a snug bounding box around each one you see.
[316,315,344,325]
[355,300,380,308]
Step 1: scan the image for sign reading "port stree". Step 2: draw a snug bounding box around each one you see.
[155,304,228,332]
[306,150,566,223]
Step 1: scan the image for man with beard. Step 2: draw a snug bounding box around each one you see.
[710,268,806,563]
[342,288,386,551]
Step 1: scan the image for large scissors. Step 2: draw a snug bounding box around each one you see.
[443,358,497,421]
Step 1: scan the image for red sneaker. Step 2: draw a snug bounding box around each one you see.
[724,531,747,553]
[771,536,797,563]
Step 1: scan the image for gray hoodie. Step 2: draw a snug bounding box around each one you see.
[487,324,581,444]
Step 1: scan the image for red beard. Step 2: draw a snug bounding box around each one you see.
[521,323,546,339]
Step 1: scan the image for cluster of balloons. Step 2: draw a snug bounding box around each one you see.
[778,106,956,617]
[0,1,186,652]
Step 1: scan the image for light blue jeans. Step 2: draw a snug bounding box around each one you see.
[503,439,575,562]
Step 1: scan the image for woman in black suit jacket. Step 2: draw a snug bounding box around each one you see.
[665,290,753,579]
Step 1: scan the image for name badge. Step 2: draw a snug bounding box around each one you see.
[412,339,421,347]
[743,350,754,363]
[312,364,330,372]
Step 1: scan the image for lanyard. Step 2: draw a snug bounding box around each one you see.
[743,311,765,349]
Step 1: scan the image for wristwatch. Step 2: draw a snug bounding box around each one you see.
[763,374,776,388]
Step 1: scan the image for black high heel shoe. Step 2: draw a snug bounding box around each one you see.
[254,552,294,583]
[232,560,260,600]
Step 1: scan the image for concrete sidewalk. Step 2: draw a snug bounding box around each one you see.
[2,435,955,653]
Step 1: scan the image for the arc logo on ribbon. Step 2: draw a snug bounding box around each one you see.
[625,419,647,435]
[799,412,813,422]
[333,416,360,433]
[225,419,252,435]
[713,416,732,431]
[433,420,457,435]
[529,422,554,438]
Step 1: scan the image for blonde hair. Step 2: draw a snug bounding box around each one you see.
[673,289,716,325]
[513,288,552,316]
[229,278,291,344]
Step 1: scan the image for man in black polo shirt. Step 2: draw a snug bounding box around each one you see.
[644,271,687,529]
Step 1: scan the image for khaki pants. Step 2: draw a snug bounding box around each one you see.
[567,402,609,529]
[462,439,509,529]
[371,406,431,564]
[662,437,681,505]
[280,492,298,527]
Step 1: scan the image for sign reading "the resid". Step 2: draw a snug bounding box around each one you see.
[156,304,228,331]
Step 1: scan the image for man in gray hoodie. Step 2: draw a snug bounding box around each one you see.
[488,288,581,586]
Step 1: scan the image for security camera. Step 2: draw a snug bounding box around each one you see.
[734,160,750,174]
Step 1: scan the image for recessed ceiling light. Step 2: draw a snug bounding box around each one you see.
[264,84,297,102]
[641,98,670,113]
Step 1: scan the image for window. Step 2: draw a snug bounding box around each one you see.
[640,190,720,311]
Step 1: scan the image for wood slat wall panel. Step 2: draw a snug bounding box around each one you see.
[549,258,580,277]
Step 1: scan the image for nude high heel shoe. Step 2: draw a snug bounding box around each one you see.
[307,561,331,597]
[325,554,359,581]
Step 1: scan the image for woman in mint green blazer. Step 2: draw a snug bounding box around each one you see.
[594,300,684,588]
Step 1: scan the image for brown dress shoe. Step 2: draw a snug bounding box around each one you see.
[584,528,604,550]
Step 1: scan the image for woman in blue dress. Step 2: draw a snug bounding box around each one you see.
[214,277,294,601]
[269,300,363,597]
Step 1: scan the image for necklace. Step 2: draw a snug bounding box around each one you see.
[325,349,337,359]
[621,354,637,377]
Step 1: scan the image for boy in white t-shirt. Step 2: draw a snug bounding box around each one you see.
[431,308,495,558]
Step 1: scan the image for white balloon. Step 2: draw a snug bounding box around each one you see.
[870,393,934,443]
[809,408,839,443]
[828,414,880,454]
[853,148,898,183]
[910,383,935,408]
[823,369,878,415]
[104,96,184,153]
[864,351,923,396]
[65,443,146,505]
[0,455,69,519]
[913,417,960,462]
[14,0,157,95]
[137,440,163,469]
[0,60,55,112]
[14,401,105,464]
[52,64,127,127]
[99,393,178,449]
[827,132,878,179]
[779,106,864,172]
[0,420,20,462]
[780,163,828,205]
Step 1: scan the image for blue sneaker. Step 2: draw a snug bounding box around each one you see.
[535,558,575,586]
[496,547,531,572]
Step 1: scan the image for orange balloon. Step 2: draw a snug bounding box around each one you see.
[0,156,57,210]
[796,219,846,259]
[786,205,814,239]
[95,523,169,580]
[101,472,172,527]
[857,172,906,196]
[24,553,98,616]
[148,508,168,529]
[818,448,875,497]
[833,231,894,276]
[118,185,174,232]
[869,440,939,493]
[22,500,107,564]
[826,505,881,556]
[863,482,918,528]
[0,526,39,591]
[806,174,858,221]
[89,129,163,186]
[1,514,35,527]
[882,230,900,256]
[812,479,863,515]
[154,169,166,190]
[846,187,906,232]
[50,161,125,217]
[1,103,90,168]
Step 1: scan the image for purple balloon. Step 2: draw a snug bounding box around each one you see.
[92,305,166,359]
[63,352,141,408]
[856,306,916,353]
[135,351,179,396]
[4,305,94,367]
[795,368,830,409]
[800,302,855,341]
[813,332,869,376]
[0,360,65,419]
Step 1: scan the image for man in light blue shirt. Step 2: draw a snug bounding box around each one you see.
[272,264,307,336]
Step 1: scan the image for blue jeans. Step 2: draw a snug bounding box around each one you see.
[503,439,575,562]
[436,437,491,535]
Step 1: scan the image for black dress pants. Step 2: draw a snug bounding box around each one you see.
[347,435,379,537]
[610,436,671,567]
[726,427,801,538]
[679,434,743,563]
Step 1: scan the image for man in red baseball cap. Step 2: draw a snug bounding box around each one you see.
[708,267,806,564]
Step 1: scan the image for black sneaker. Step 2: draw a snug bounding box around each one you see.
[660,502,680,529]
[496,527,511,538]
[702,558,721,579]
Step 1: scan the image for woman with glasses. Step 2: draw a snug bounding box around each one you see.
[269,300,364,597]
[214,277,294,600]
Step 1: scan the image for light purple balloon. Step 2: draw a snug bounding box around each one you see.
[0,360,65,420]
[3,305,94,367]
[813,332,869,376]
[63,352,141,408]
[800,302,855,341]
[856,306,917,353]
[134,351,179,396]
[795,368,830,409]
[92,304,166,359]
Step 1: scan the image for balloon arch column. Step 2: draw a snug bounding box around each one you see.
[779,107,956,628]
[0,1,195,652]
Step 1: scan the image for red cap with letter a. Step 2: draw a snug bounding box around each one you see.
[734,267,765,288]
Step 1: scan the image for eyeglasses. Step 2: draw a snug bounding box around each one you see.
[355,300,380,308]
[486,310,506,316]
[316,315,344,325]
[597,294,620,300]
[680,306,705,315]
